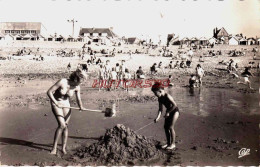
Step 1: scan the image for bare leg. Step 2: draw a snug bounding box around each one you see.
[50,116,66,154]
[62,127,68,154]
[62,109,71,154]
[50,126,63,154]
[167,112,179,149]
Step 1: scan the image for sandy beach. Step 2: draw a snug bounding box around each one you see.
[0,42,259,166]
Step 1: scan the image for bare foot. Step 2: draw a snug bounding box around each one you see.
[166,144,176,150]
[62,149,67,155]
[50,149,57,155]
[161,144,168,149]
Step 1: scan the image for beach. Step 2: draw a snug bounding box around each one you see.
[0,42,259,166]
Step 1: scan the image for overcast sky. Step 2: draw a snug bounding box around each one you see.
[0,0,259,42]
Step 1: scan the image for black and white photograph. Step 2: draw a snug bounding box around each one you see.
[0,0,259,166]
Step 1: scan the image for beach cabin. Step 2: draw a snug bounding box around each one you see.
[257,38,260,45]
[22,34,32,40]
[3,34,14,41]
[14,34,23,40]
[37,34,45,41]
[180,37,190,45]
[229,36,239,45]
[190,37,199,45]
[199,37,209,46]
[239,38,247,45]
[55,35,64,41]
[46,35,54,41]
[76,36,84,42]
[67,35,75,42]
[247,38,256,45]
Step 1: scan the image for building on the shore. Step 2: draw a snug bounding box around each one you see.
[79,27,117,44]
[37,34,45,41]
[169,36,180,45]
[247,38,256,45]
[0,22,42,36]
[46,35,54,41]
[55,35,65,42]
[14,34,23,40]
[3,34,15,41]
[208,37,217,44]
[213,27,229,44]
[229,36,239,45]
[180,37,190,45]
[190,37,199,45]
[199,37,209,45]
[257,38,260,45]
[0,22,49,41]
[76,35,85,42]
[167,33,175,46]
[239,37,247,45]
[67,35,75,42]
[127,37,141,45]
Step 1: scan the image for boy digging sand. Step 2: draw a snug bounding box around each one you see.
[152,82,179,150]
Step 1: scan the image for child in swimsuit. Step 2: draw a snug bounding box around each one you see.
[152,82,180,150]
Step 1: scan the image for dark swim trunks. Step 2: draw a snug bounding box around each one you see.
[164,107,179,128]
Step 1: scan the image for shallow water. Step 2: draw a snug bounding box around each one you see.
[116,87,259,117]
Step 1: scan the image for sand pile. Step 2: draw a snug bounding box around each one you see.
[73,124,163,165]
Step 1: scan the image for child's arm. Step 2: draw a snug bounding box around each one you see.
[154,102,163,123]
[166,94,177,112]
[75,86,86,111]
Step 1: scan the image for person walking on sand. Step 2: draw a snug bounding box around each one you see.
[196,64,204,87]
[47,69,87,155]
[152,82,179,150]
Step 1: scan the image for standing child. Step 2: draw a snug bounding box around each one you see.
[123,68,131,91]
[196,64,204,87]
[115,63,120,80]
[98,64,105,91]
[152,82,179,150]
[110,67,118,90]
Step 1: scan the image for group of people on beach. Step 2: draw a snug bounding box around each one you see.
[46,45,257,156]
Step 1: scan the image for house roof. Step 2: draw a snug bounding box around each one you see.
[4,34,14,38]
[181,37,189,41]
[216,27,229,37]
[239,38,247,42]
[79,28,118,38]
[169,36,179,43]
[190,37,198,40]
[199,37,208,41]
[127,37,138,44]
[229,36,239,42]
[67,35,74,39]
[57,35,64,38]
[13,34,23,38]
[23,34,33,38]
[247,37,255,41]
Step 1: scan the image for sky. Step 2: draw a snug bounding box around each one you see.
[0,0,259,42]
